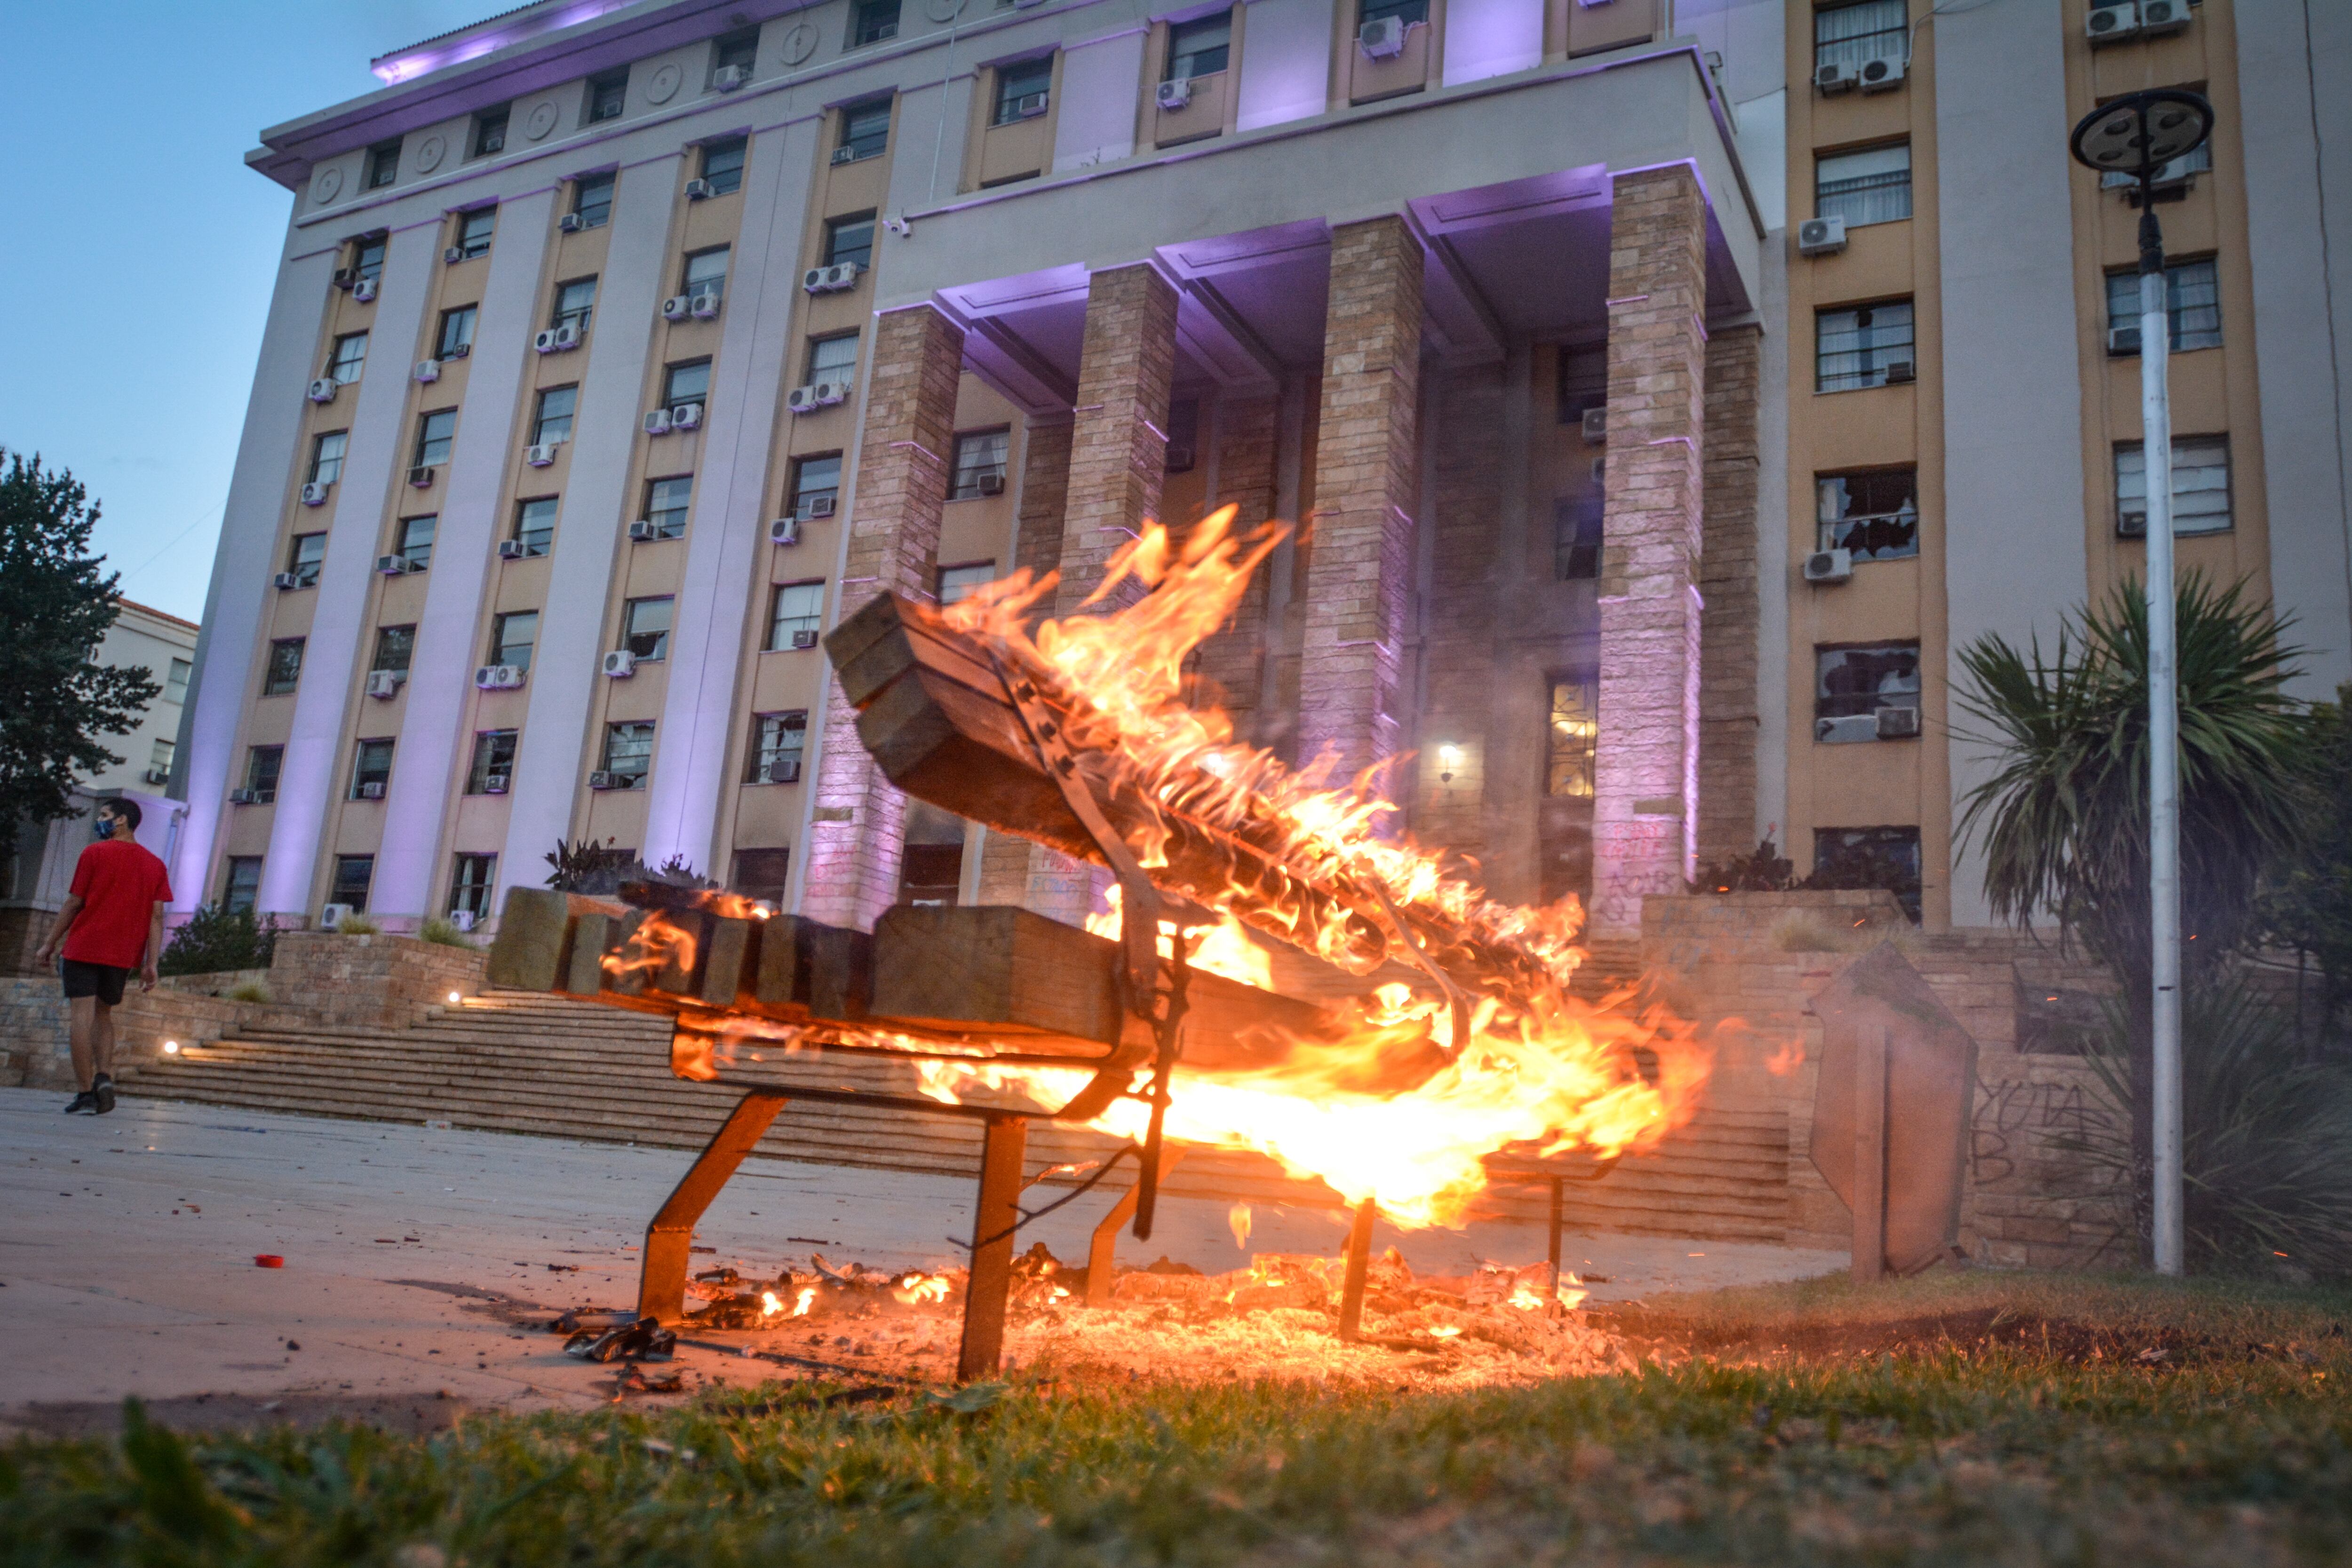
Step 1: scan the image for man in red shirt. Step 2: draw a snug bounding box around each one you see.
[34,797,173,1115]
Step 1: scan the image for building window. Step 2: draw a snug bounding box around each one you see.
[2105,258,2223,354]
[840,98,892,159]
[467,731,518,793]
[851,0,900,48]
[491,610,539,671]
[1167,12,1233,79]
[1816,469,1919,560]
[350,738,395,799]
[286,533,326,589]
[437,304,478,359]
[809,333,859,383]
[1812,826,1922,922]
[622,596,674,661]
[899,807,967,907]
[1814,0,1907,75]
[2116,437,2233,537]
[662,359,711,413]
[1544,675,1597,797]
[1554,490,1602,581]
[1814,643,1922,740]
[748,711,808,783]
[683,246,729,302]
[308,432,348,486]
[148,737,175,776]
[713,27,760,77]
[413,409,457,469]
[371,625,415,676]
[1816,142,1911,228]
[532,386,578,446]
[572,173,615,229]
[351,235,387,283]
[396,515,436,570]
[164,657,191,704]
[222,857,263,914]
[552,277,597,334]
[449,854,498,921]
[731,846,792,907]
[453,207,497,260]
[513,497,557,557]
[331,854,375,912]
[263,638,304,696]
[789,454,841,519]
[472,107,509,158]
[365,139,401,189]
[601,722,655,788]
[645,476,693,539]
[769,581,826,647]
[329,332,369,383]
[700,136,747,195]
[244,746,282,802]
[938,562,996,605]
[824,214,875,270]
[1815,301,1915,392]
[585,69,629,125]
[993,56,1054,124]
[949,430,1009,499]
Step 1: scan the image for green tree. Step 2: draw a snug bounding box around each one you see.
[1955,573,2308,1255]
[0,452,159,825]
[2258,685,2352,1043]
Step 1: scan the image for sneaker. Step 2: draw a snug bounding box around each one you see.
[93,1075,116,1115]
[62,1091,96,1114]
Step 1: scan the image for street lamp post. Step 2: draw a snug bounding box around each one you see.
[2070,89,2215,1277]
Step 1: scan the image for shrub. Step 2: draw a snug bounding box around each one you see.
[158,903,278,976]
[334,912,382,936]
[418,916,474,948]
[226,979,272,1004]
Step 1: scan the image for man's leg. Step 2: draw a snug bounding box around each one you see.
[67,995,96,1093]
[91,998,118,1113]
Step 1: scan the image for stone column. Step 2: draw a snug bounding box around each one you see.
[1699,323,1762,868]
[799,303,964,929]
[975,414,1076,906]
[1590,167,1709,939]
[1299,215,1423,789]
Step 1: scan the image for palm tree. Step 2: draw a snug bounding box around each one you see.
[1954,572,2307,1255]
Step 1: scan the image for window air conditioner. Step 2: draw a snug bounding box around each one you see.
[1880,351,1917,385]
[765,758,803,784]
[533,329,560,353]
[366,670,404,698]
[446,910,477,932]
[789,629,821,651]
[714,65,751,92]
[376,554,413,575]
[144,766,172,786]
[229,788,260,805]
[1812,60,1856,95]
[628,519,660,541]
[2139,0,2189,35]
[2084,2,2141,43]
[804,263,859,294]
[1016,91,1049,119]
[333,267,358,290]
[662,294,694,321]
[1815,714,1880,745]
[415,359,441,382]
[1162,446,1194,473]
[352,277,379,302]
[770,516,803,546]
[1875,705,1923,740]
[1857,53,1906,92]
[1803,548,1854,584]
[644,408,675,436]
[2107,324,2142,356]
[1358,16,1407,59]
[804,494,836,519]
[445,341,470,359]
[1155,78,1192,111]
[475,664,527,690]
[1581,406,1607,443]
[272,572,303,590]
[307,378,340,404]
[690,290,722,319]
[301,481,332,506]
[602,649,636,678]
[684,178,717,201]
[551,323,582,351]
[357,781,386,800]
[408,464,436,488]
[1797,215,1848,257]
[560,213,587,232]
[671,402,704,430]
[498,539,528,560]
[320,903,354,930]
[787,382,847,413]
[525,442,561,466]
[482,773,510,794]
[977,471,1006,496]
[588,771,618,790]
[444,245,466,264]
[831,145,860,165]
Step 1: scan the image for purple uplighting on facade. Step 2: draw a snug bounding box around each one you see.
[370,0,637,84]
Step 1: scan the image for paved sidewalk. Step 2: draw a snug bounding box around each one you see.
[0,1089,1843,1433]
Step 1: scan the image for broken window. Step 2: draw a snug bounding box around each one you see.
[748,711,807,784]
[1815,300,1914,391]
[1811,826,1921,922]
[731,847,792,908]
[1554,487,1603,580]
[898,801,967,907]
[1816,468,1918,560]
[1813,642,1921,742]
[1546,673,1597,797]
[2116,437,2231,536]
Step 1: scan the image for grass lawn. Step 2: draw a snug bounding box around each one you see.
[6,1269,2347,1566]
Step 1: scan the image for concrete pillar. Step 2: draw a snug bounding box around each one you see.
[1053,263,1180,613]
[798,303,964,929]
[974,414,1076,907]
[1699,323,1763,869]
[1590,166,1708,939]
[1299,215,1423,789]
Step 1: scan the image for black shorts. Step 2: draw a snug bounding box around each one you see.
[60,960,131,1007]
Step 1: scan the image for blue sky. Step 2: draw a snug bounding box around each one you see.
[0,2,498,622]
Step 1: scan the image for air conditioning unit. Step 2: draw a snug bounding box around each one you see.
[2107,324,2143,356]
[525,442,561,466]
[273,572,303,590]
[444,245,466,264]
[803,494,836,519]
[475,664,527,690]
[366,669,404,698]
[352,277,379,302]
[1881,351,1917,384]
[333,267,358,290]
[684,178,717,202]
[2118,506,2149,536]
[408,464,435,488]
[644,409,675,436]
[1797,215,1848,257]
[831,145,860,165]
[1155,78,1192,111]
[444,342,471,359]
[446,910,477,932]
[1815,714,1880,745]
[1857,53,1906,92]
[307,378,340,404]
[2085,2,2141,43]
[415,359,441,382]
[602,649,636,678]
[804,263,860,294]
[671,402,704,430]
[1803,548,1854,584]
[1358,15,1407,59]
[587,771,620,790]
[320,903,355,930]
[499,539,528,560]
[301,481,332,506]
[1015,91,1049,119]
[977,471,1006,496]
[628,519,660,541]
[690,290,721,319]
[143,767,171,786]
[1876,705,1923,740]
[229,788,260,805]
[662,294,693,321]
[1581,406,1607,443]
[1162,445,1194,472]
[764,758,803,784]
[560,213,587,232]
[1812,60,1856,95]
[482,773,510,794]
[714,64,751,92]
[786,381,848,413]
[357,781,387,800]
[375,554,414,575]
[2139,0,2189,35]
[789,629,820,650]
[769,516,803,546]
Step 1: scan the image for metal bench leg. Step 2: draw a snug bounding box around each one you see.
[1337,1200,1378,1341]
[957,1112,1029,1382]
[1084,1148,1186,1306]
[637,1089,789,1323]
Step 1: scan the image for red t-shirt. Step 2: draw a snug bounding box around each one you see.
[63,837,174,969]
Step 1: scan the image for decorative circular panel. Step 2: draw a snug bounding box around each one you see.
[414,134,447,173]
[524,101,560,140]
[646,62,683,103]
[313,165,344,203]
[777,21,818,64]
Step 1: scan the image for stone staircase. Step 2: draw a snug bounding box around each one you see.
[131,989,1794,1242]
